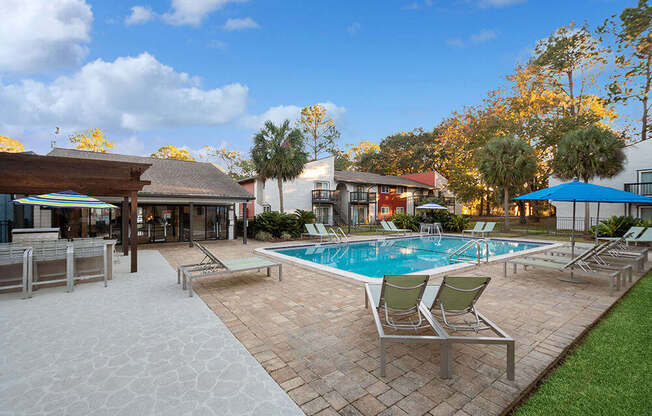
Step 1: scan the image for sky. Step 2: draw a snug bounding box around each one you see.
[0,0,635,160]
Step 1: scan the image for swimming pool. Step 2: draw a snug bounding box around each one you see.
[261,236,548,281]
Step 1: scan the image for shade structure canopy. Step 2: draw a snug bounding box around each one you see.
[513,179,652,204]
[416,202,448,210]
[13,190,118,209]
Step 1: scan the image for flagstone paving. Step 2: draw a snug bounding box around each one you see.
[0,250,303,416]
[160,238,648,416]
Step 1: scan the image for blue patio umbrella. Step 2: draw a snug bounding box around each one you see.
[514,179,652,282]
[416,202,448,210]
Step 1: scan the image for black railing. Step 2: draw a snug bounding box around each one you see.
[624,182,652,196]
[350,191,376,204]
[312,189,336,203]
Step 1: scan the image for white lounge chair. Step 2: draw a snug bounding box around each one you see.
[462,221,484,236]
[379,220,403,235]
[479,222,496,237]
[178,242,282,297]
[303,223,328,242]
[387,221,411,233]
[597,226,645,245]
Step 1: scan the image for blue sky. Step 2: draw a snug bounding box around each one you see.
[0,0,633,160]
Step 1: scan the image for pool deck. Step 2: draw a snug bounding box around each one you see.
[159,236,649,416]
[0,250,303,416]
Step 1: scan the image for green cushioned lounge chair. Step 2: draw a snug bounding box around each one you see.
[419,276,515,380]
[365,275,449,378]
[178,242,282,297]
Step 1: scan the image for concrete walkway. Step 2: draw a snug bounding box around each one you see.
[0,250,303,416]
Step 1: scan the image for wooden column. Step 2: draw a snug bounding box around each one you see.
[122,197,129,256]
[243,203,248,245]
[189,202,194,247]
[130,191,138,273]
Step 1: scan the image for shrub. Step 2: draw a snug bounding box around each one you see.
[280,232,293,241]
[255,211,298,237]
[390,213,419,231]
[591,216,651,237]
[235,217,257,238]
[293,209,316,231]
[254,231,272,241]
[445,215,471,232]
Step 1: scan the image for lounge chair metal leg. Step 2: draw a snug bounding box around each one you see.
[364,289,368,309]
[188,277,193,297]
[66,248,74,293]
[380,340,386,377]
[503,262,507,277]
[609,276,613,296]
[513,263,517,274]
[267,267,271,277]
[440,341,450,379]
[507,341,515,381]
[177,268,180,284]
[278,264,282,281]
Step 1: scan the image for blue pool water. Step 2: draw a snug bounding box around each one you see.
[273,236,545,278]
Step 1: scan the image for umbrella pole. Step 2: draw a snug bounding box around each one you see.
[558,199,586,284]
[595,202,600,244]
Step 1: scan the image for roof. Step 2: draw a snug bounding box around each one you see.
[334,170,432,188]
[400,172,435,187]
[48,148,254,200]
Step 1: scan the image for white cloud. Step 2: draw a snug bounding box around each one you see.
[125,6,155,25]
[447,29,497,47]
[402,0,433,10]
[163,0,246,26]
[0,52,249,132]
[347,22,361,35]
[207,40,228,50]
[0,0,92,73]
[114,136,146,156]
[241,101,346,130]
[470,29,497,43]
[222,17,260,31]
[479,0,525,8]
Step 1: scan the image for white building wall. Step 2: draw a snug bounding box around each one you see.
[550,140,652,228]
[258,157,335,219]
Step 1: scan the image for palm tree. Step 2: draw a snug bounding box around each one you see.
[477,136,537,232]
[250,120,308,213]
[552,125,626,231]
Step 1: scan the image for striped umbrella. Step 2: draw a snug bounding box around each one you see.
[13,190,118,209]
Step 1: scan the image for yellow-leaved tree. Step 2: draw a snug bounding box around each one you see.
[298,104,341,161]
[0,136,25,153]
[69,128,114,152]
[150,145,195,161]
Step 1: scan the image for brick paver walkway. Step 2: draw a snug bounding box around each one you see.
[159,238,647,416]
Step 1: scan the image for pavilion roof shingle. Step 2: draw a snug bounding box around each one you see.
[48,148,254,200]
[334,170,433,188]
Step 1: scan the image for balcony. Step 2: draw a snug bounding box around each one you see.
[312,189,336,204]
[350,191,376,204]
[624,182,652,197]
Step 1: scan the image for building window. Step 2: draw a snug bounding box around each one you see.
[263,204,271,213]
[380,206,390,215]
[396,186,405,194]
[314,181,329,190]
[641,207,652,221]
[313,206,329,224]
[380,185,390,194]
[396,207,405,214]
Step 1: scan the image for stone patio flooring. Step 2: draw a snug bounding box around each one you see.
[160,238,648,416]
[0,250,303,416]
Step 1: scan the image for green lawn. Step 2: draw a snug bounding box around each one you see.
[514,272,652,416]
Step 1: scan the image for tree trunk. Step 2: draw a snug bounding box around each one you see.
[518,200,526,224]
[503,187,510,232]
[567,70,575,116]
[277,178,284,213]
[642,52,650,141]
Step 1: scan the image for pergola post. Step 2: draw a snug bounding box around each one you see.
[243,203,248,245]
[189,202,194,247]
[122,197,129,256]
[130,191,138,273]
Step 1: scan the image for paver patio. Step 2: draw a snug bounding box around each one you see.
[0,250,303,416]
[160,238,649,416]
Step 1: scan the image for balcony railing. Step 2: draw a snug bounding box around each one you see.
[312,189,336,203]
[350,191,376,204]
[624,182,652,197]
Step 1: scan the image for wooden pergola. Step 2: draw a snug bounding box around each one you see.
[0,152,151,272]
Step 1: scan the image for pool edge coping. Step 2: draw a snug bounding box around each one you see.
[255,234,565,284]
